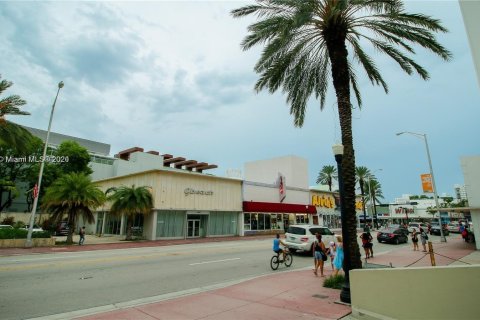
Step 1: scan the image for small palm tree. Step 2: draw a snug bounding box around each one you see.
[0,76,34,151]
[42,173,106,244]
[316,165,337,191]
[355,166,371,226]
[108,185,153,241]
[364,178,384,228]
[232,0,451,270]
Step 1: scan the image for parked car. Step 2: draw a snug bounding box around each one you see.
[284,225,336,254]
[430,224,449,236]
[447,222,461,233]
[24,225,44,232]
[407,223,428,233]
[54,222,69,236]
[377,228,409,244]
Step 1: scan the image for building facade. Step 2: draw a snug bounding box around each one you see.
[242,156,316,235]
[92,149,241,240]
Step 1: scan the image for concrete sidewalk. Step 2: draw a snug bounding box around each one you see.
[24,237,478,320]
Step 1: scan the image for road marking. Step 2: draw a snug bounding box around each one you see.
[189,257,240,266]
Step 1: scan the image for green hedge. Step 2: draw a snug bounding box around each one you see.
[0,228,51,239]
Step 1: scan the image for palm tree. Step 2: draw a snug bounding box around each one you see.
[316,165,337,191]
[0,75,34,152]
[364,178,384,228]
[231,0,451,269]
[108,185,153,241]
[355,166,371,228]
[42,173,106,244]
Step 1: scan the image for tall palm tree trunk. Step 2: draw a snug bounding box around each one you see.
[325,27,362,270]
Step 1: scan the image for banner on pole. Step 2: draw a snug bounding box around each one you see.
[421,174,433,193]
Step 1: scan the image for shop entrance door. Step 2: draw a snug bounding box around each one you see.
[187,219,200,238]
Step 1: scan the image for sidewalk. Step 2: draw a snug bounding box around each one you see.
[23,236,478,320]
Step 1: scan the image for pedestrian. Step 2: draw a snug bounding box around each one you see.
[328,241,336,270]
[411,228,419,251]
[313,233,327,277]
[79,226,86,245]
[419,227,428,252]
[360,232,373,259]
[333,236,344,276]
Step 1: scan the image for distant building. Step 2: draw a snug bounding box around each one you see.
[454,184,468,201]
[4,125,113,213]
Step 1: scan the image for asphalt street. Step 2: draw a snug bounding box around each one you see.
[0,234,420,320]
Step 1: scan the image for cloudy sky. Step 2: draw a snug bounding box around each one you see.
[1,1,479,202]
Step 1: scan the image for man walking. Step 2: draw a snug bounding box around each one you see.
[79,226,86,245]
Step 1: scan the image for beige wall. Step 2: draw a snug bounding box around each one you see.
[94,169,242,212]
[350,265,480,320]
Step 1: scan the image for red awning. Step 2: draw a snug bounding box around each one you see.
[243,201,316,214]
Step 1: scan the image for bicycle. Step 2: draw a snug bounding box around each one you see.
[270,247,293,270]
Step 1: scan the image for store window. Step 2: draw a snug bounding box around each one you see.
[244,213,251,231]
[251,213,258,230]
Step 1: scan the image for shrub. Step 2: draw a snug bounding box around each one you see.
[1,216,15,226]
[323,274,345,289]
[14,221,26,229]
[0,228,51,239]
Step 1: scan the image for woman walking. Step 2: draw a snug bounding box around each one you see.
[313,233,327,277]
[333,236,344,276]
[411,228,419,251]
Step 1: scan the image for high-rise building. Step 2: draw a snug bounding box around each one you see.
[454,184,468,201]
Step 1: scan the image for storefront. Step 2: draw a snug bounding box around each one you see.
[94,169,242,240]
[242,156,314,235]
[242,201,316,235]
[310,189,365,228]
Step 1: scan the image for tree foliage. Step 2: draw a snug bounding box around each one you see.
[42,173,106,244]
[108,185,153,241]
[316,165,337,191]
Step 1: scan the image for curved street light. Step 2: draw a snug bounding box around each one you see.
[25,81,64,247]
[396,131,446,242]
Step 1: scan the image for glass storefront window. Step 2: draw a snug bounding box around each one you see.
[244,213,251,231]
[264,214,271,229]
[251,214,258,230]
[258,214,265,230]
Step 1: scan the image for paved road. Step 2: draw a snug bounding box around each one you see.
[1,239,304,319]
[0,234,424,320]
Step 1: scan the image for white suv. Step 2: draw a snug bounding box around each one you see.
[284,225,336,254]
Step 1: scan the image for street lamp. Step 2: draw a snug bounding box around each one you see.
[396,131,446,242]
[367,169,382,229]
[332,144,351,304]
[25,81,64,247]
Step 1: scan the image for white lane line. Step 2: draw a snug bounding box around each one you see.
[189,257,240,266]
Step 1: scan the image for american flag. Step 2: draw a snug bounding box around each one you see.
[33,184,39,199]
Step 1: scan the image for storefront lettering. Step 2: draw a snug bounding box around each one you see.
[312,195,335,208]
[355,201,364,211]
[184,188,213,196]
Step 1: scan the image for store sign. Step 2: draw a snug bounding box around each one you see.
[395,207,415,214]
[184,188,213,196]
[355,200,364,211]
[312,195,335,208]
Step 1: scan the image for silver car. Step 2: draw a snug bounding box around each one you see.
[284,224,336,254]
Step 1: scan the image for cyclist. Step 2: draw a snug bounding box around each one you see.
[273,233,287,261]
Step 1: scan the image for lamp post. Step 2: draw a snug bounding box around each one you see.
[332,144,351,304]
[396,131,446,242]
[25,81,64,247]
